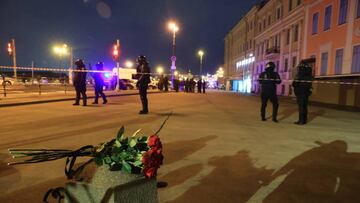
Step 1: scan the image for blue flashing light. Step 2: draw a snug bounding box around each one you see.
[104,72,111,79]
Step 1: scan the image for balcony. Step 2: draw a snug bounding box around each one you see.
[265,46,280,56]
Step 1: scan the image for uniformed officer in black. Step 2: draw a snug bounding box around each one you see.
[92,62,107,104]
[135,55,151,114]
[197,78,202,93]
[258,62,281,122]
[292,63,313,125]
[202,79,206,94]
[73,59,87,106]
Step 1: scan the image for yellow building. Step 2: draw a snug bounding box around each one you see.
[224,6,258,93]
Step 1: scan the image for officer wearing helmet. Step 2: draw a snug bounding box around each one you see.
[73,59,87,106]
[92,62,108,104]
[258,61,281,122]
[134,55,151,114]
[292,62,313,125]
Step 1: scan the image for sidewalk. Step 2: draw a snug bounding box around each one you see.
[0,89,161,107]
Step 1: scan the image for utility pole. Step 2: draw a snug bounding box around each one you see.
[31,61,34,84]
[11,39,17,81]
[69,47,73,85]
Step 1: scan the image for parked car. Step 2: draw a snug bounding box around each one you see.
[119,79,137,90]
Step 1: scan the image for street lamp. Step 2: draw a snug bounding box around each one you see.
[53,44,69,68]
[156,66,164,75]
[168,21,179,88]
[125,60,134,68]
[52,43,73,84]
[198,50,204,75]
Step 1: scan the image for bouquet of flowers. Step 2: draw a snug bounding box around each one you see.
[93,127,164,178]
[8,127,164,179]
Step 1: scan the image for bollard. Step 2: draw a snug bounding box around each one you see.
[2,78,6,97]
[64,162,158,203]
[38,83,41,95]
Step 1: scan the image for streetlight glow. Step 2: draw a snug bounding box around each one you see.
[168,22,179,32]
[125,60,134,68]
[53,44,69,56]
[198,50,204,57]
[156,66,164,74]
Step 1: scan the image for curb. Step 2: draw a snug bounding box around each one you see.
[0,91,165,108]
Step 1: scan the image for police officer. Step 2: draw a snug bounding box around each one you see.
[92,62,107,104]
[164,76,169,92]
[292,63,313,125]
[202,79,206,94]
[197,78,202,93]
[135,55,151,114]
[258,62,281,122]
[73,59,87,106]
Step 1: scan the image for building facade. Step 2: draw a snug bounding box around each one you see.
[224,0,360,108]
[303,0,360,107]
[224,6,258,93]
[253,0,305,96]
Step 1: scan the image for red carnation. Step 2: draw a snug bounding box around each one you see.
[148,135,162,149]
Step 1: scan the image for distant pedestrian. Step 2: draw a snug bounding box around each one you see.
[185,78,189,93]
[92,62,107,104]
[158,75,164,91]
[73,59,87,106]
[197,79,202,93]
[258,62,281,122]
[202,79,206,94]
[174,78,180,92]
[164,76,169,92]
[292,63,313,125]
[135,55,151,114]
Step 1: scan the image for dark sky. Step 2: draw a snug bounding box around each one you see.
[0,0,261,75]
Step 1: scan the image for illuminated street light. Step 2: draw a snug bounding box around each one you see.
[174,71,179,76]
[125,60,134,68]
[52,43,73,84]
[156,66,164,74]
[198,50,205,75]
[168,21,180,89]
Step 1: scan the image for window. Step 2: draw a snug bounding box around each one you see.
[321,52,328,75]
[357,0,360,18]
[284,58,289,72]
[312,12,319,34]
[338,0,348,25]
[289,0,293,11]
[263,19,266,29]
[276,61,280,72]
[297,0,301,6]
[351,45,360,73]
[286,29,290,45]
[268,15,271,25]
[292,56,297,68]
[259,22,262,31]
[294,24,299,42]
[324,5,332,30]
[335,49,344,74]
[277,7,282,20]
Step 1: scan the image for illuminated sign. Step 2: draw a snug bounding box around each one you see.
[236,57,255,69]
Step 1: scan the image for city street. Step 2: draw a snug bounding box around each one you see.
[0,91,359,202]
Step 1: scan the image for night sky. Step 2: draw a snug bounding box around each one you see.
[0,0,261,75]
